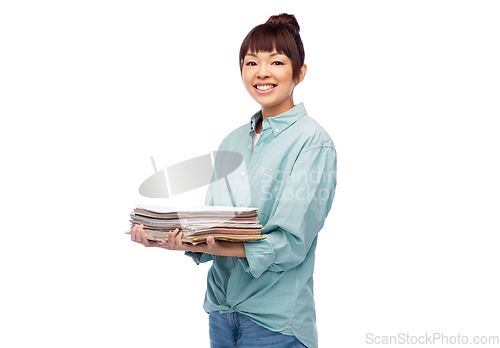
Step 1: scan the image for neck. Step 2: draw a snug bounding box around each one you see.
[260,98,295,121]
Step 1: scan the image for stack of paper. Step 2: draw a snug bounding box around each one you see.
[129,205,265,245]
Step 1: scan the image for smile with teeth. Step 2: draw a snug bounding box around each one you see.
[255,84,277,91]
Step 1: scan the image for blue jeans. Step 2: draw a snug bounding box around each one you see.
[209,311,307,348]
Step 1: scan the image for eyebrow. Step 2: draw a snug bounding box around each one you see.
[245,52,285,58]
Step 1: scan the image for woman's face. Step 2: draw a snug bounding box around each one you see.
[242,50,300,116]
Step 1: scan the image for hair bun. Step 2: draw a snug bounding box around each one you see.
[266,13,300,32]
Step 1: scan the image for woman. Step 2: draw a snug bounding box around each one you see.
[131,13,337,348]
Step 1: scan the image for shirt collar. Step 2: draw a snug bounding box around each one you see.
[249,102,307,137]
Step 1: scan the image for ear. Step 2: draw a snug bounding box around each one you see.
[295,63,307,85]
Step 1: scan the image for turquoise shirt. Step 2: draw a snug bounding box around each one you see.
[186,103,337,348]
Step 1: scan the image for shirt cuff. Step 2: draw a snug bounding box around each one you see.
[239,238,275,278]
[185,251,214,265]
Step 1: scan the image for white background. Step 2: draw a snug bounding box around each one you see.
[1,1,499,347]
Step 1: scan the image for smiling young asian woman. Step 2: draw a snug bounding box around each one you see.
[131,13,337,348]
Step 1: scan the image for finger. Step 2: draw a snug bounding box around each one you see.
[136,224,145,243]
[140,226,150,247]
[174,230,184,249]
[206,236,215,247]
[131,224,139,243]
[134,224,142,243]
[169,228,180,249]
[134,224,144,245]
[130,225,136,241]
[167,229,176,249]
[141,233,150,247]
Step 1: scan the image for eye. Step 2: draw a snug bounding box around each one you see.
[245,61,257,66]
[271,61,284,66]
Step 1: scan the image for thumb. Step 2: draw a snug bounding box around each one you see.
[206,236,215,247]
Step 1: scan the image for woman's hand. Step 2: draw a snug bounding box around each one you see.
[167,232,245,257]
[158,228,219,254]
[130,224,245,257]
[130,223,212,251]
[130,224,162,247]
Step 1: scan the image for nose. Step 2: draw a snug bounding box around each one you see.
[257,65,270,79]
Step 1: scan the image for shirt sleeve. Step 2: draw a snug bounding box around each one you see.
[184,181,216,264]
[239,145,337,278]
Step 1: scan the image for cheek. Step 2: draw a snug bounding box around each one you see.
[242,75,250,87]
[242,73,250,85]
[277,70,294,84]
[243,75,255,91]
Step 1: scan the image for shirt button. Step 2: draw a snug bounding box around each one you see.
[241,172,245,176]
[275,128,279,132]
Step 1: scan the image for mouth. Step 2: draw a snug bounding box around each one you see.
[254,84,277,94]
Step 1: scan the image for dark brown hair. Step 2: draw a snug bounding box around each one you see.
[239,13,305,81]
